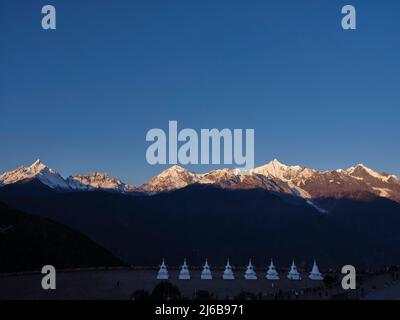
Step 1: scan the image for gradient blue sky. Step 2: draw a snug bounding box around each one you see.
[1,0,399,185]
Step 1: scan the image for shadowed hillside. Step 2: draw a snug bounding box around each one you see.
[0,201,125,273]
[1,181,400,269]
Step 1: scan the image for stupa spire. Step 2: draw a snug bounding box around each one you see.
[266,259,279,280]
[156,258,169,280]
[178,258,191,280]
[201,259,213,280]
[309,260,324,280]
[244,259,257,280]
[287,260,301,280]
[223,259,235,280]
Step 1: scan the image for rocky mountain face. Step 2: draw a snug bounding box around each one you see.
[66,172,135,193]
[260,161,400,203]
[138,160,400,207]
[1,159,399,210]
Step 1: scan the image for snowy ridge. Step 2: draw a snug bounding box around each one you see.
[66,172,135,193]
[346,164,398,183]
[0,160,135,193]
[252,159,316,182]
[0,160,70,190]
[1,159,399,205]
[139,165,297,195]
[138,159,400,206]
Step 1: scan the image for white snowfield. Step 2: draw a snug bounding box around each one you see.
[0,159,399,208]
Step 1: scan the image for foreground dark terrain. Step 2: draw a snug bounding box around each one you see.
[1,267,399,300]
[1,180,400,269]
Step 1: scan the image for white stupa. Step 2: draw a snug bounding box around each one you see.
[156,259,169,280]
[287,260,301,280]
[201,259,213,280]
[178,259,191,280]
[266,259,279,280]
[309,260,324,280]
[244,259,257,280]
[223,259,235,280]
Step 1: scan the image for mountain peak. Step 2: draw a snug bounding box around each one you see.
[0,159,69,190]
[345,163,400,186]
[252,159,307,181]
[167,165,187,172]
[263,159,303,171]
[157,165,191,178]
[347,163,375,175]
[269,159,287,167]
[355,163,368,170]
[32,159,43,166]
[67,172,134,193]
[140,165,196,193]
[29,159,47,172]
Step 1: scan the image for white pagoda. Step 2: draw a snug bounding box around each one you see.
[308,260,324,281]
[156,259,169,280]
[244,259,257,280]
[266,259,279,280]
[287,260,301,280]
[178,259,191,280]
[223,259,235,280]
[201,259,213,280]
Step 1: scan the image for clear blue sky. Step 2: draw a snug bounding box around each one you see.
[1,0,399,185]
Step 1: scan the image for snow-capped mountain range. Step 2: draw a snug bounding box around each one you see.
[140,159,400,203]
[0,160,70,190]
[1,159,399,205]
[0,160,135,193]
